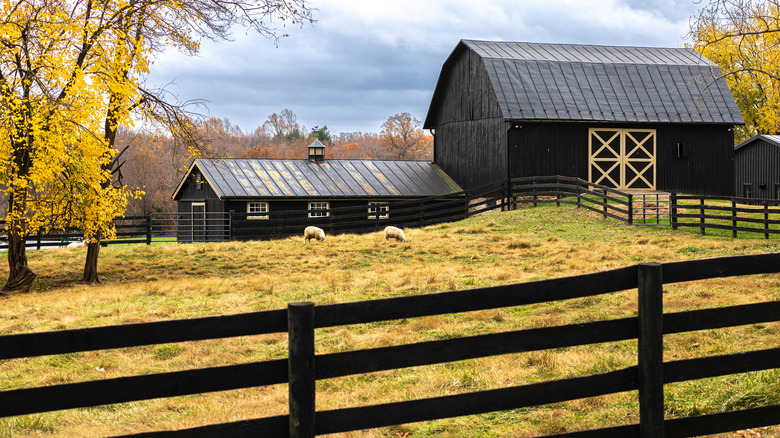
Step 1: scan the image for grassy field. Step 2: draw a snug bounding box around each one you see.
[1,203,779,437]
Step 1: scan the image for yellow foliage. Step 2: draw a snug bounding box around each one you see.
[691,0,780,141]
[0,1,193,243]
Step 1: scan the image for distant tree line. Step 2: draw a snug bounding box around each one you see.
[118,110,433,215]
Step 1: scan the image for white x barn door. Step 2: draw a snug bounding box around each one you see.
[588,128,656,190]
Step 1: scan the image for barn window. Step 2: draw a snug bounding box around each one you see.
[742,183,753,198]
[775,184,780,200]
[676,142,687,158]
[195,172,202,190]
[247,202,268,219]
[308,202,329,218]
[368,202,389,219]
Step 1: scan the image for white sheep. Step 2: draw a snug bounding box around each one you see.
[303,226,326,243]
[66,240,87,249]
[383,226,407,243]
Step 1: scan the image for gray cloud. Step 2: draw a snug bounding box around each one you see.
[147,0,704,135]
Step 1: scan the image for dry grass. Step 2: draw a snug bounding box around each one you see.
[1,204,779,437]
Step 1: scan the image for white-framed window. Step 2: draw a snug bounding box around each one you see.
[368,202,389,219]
[247,201,269,219]
[308,201,329,218]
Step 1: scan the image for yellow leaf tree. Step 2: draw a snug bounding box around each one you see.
[0,0,315,291]
[0,1,130,292]
[690,0,780,142]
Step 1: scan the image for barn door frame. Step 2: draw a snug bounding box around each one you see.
[588,128,656,190]
[191,202,206,242]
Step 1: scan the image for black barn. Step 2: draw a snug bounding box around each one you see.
[734,134,780,199]
[424,40,744,195]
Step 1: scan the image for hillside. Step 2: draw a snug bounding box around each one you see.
[1,204,779,437]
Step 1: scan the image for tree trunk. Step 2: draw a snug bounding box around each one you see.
[82,238,101,284]
[2,232,35,294]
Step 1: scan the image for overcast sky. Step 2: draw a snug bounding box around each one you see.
[147,0,704,136]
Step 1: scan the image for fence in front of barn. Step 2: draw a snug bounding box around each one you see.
[0,253,778,437]
[2,176,780,249]
[194,176,640,242]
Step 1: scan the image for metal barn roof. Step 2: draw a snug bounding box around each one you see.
[173,158,462,200]
[425,40,744,126]
[735,134,780,151]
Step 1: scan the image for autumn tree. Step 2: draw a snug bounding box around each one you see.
[0,0,315,290]
[263,108,305,141]
[0,1,135,291]
[116,131,178,215]
[331,132,383,159]
[690,0,780,142]
[379,113,432,160]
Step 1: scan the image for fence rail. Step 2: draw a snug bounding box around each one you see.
[670,194,780,238]
[3,176,780,249]
[0,253,778,437]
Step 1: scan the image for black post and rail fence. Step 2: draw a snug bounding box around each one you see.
[0,253,778,436]
[2,176,780,249]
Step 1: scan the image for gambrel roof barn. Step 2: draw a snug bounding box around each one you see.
[424,40,744,195]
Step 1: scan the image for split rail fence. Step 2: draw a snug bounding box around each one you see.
[2,176,780,249]
[0,253,778,437]
[670,194,780,238]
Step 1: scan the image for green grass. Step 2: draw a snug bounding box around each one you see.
[0,203,779,437]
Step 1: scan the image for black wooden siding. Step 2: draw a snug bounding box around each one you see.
[176,172,224,213]
[508,122,735,196]
[735,139,780,199]
[432,48,507,190]
[425,40,743,196]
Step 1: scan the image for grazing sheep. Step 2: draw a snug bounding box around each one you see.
[303,226,326,243]
[383,226,407,243]
[66,240,87,249]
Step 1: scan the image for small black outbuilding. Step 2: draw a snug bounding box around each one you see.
[171,147,462,239]
[734,134,780,199]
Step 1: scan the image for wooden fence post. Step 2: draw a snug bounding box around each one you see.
[699,198,706,235]
[764,202,770,240]
[504,180,511,212]
[602,190,607,219]
[146,216,152,245]
[638,263,664,438]
[732,200,737,238]
[576,180,581,208]
[288,302,315,438]
[628,194,634,225]
[670,193,677,230]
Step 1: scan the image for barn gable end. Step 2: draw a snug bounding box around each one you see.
[427,46,507,190]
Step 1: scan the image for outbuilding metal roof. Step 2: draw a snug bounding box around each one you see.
[425,40,744,126]
[735,134,780,151]
[173,158,462,200]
